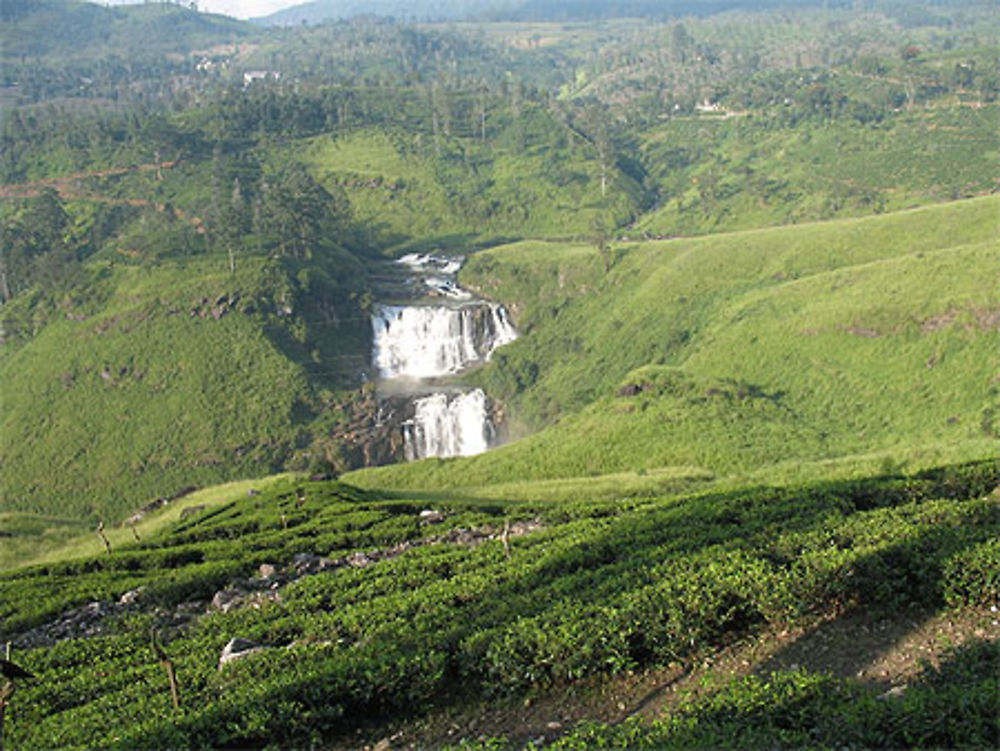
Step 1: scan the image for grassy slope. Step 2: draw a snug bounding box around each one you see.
[346,196,1000,492]
[0,474,300,572]
[300,114,644,251]
[635,104,1000,238]
[0,252,367,525]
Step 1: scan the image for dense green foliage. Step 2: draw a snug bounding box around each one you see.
[1,462,997,748]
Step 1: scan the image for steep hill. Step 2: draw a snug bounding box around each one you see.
[299,117,644,251]
[634,105,1000,237]
[346,196,1000,492]
[0,248,370,524]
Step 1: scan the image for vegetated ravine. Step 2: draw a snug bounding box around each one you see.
[370,253,517,460]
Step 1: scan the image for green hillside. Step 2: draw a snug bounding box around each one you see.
[300,112,643,251]
[346,196,1000,492]
[2,4,999,747]
[0,249,370,524]
[635,105,1000,237]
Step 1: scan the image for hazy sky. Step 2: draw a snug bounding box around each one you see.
[195,0,303,18]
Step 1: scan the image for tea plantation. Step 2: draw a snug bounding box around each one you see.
[1,460,997,748]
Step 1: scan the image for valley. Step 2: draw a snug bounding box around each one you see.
[0,0,998,748]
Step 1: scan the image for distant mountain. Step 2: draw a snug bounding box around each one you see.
[255,0,849,25]
[0,0,250,59]
[255,0,516,25]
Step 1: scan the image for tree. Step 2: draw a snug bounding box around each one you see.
[258,164,352,259]
[0,189,75,300]
[580,103,613,198]
[591,213,612,273]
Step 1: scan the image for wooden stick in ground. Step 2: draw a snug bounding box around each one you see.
[1,645,11,751]
[150,630,180,711]
[501,519,511,559]
[97,520,112,555]
[0,681,12,751]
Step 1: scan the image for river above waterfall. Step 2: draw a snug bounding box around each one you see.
[369,252,516,460]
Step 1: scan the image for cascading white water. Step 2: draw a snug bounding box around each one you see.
[372,303,517,380]
[404,389,493,460]
[371,252,517,460]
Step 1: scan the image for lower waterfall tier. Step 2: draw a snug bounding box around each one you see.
[404,389,494,460]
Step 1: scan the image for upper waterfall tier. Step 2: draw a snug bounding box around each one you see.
[372,302,517,380]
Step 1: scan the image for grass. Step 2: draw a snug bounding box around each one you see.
[536,642,1000,750]
[635,105,1000,238]
[0,251,369,524]
[299,111,643,252]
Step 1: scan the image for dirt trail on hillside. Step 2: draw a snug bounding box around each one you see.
[0,160,205,228]
[0,160,178,198]
[337,605,998,750]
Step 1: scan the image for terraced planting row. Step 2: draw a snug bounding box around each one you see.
[1,460,997,748]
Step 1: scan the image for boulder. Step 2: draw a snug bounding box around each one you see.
[346,552,372,569]
[292,553,336,576]
[211,588,245,613]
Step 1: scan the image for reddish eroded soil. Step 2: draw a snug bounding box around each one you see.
[0,161,205,229]
[336,605,999,750]
[0,161,177,199]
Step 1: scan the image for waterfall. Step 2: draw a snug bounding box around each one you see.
[404,390,493,460]
[372,303,517,380]
[370,252,517,461]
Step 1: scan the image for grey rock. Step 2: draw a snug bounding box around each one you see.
[218,638,265,668]
[346,552,372,568]
[211,588,245,613]
[879,685,908,701]
[419,509,445,524]
[118,587,144,606]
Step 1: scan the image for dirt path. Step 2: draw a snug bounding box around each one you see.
[0,161,178,200]
[335,605,998,750]
[0,160,205,228]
